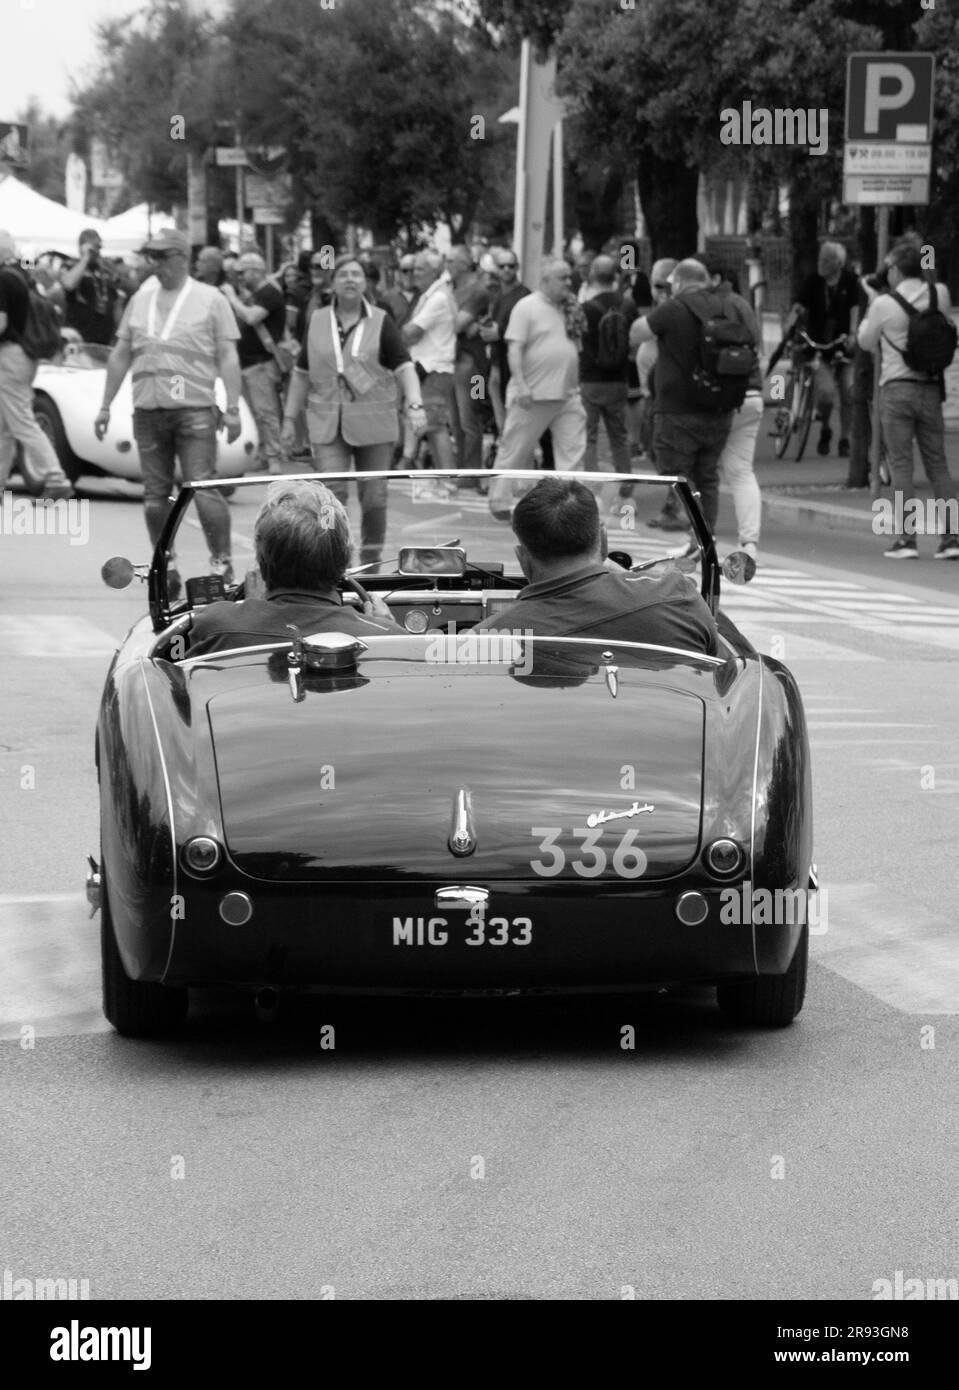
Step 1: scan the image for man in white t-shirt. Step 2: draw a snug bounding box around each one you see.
[94,228,243,592]
[493,258,586,471]
[401,250,456,469]
[858,239,958,560]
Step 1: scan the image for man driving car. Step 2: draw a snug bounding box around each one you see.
[186,479,403,656]
[470,476,721,654]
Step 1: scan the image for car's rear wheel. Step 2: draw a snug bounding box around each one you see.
[32,395,83,482]
[716,924,808,1027]
[100,860,188,1037]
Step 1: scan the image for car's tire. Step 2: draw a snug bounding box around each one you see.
[32,394,83,483]
[100,860,188,1037]
[716,924,808,1027]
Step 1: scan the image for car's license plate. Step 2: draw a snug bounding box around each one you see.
[381,912,536,950]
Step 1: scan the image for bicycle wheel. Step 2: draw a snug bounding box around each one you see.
[771,372,799,459]
[793,370,815,461]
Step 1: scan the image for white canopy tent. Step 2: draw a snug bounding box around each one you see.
[0,174,108,260]
[100,203,177,256]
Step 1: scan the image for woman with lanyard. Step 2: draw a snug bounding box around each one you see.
[281,254,426,567]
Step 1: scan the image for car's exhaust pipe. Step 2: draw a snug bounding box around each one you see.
[254,987,280,1021]
[85,855,101,917]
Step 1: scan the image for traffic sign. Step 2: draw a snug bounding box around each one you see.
[245,174,287,209]
[843,143,931,175]
[0,122,29,166]
[845,54,935,143]
[215,147,247,167]
[252,207,285,225]
[843,174,929,206]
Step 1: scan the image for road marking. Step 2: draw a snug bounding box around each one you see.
[812,883,959,1015]
[0,616,117,657]
[723,558,959,653]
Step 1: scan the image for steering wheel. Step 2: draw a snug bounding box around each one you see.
[341,574,373,608]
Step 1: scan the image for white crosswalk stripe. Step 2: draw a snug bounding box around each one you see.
[720,559,959,653]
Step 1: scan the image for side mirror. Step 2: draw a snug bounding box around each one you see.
[721,550,756,585]
[101,556,135,589]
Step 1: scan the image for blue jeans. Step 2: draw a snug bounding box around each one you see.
[312,435,391,563]
[581,380,631,474]
[652,410,733,532]
[133,406,231,558]
[879,380,956,537]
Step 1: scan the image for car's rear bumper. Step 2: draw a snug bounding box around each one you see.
[155,881,806,993]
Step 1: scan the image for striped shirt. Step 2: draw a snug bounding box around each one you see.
[117,277,239,409]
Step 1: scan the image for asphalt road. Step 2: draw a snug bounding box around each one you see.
[1,476,957,1301]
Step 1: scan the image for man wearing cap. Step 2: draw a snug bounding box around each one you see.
[220,250,287,476]
[0,229,74,500]
[60,228,120,345]
[94,228,242,590]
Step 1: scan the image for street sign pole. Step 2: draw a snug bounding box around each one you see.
[871,206,890,501]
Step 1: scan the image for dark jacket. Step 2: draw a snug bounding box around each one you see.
[186,589,403,657]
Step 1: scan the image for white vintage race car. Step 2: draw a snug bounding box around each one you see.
[16,342,259,491]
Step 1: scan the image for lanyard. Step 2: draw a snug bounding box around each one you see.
[146,278,193,341]
[330,306,365,373]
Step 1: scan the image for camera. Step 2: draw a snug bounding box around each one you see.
[864,265,889,292]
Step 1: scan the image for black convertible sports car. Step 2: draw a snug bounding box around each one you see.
[89,469,815,1036]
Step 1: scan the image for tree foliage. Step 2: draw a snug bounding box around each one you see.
[65,0,516,245]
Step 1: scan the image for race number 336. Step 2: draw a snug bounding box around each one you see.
[530,827,648,879]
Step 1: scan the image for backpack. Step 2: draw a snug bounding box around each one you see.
[10,268,63,360]
[680,296,757,412]
[595,302,630,371]
[887,281,957,378]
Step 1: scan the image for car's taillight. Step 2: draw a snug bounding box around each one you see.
[181,836,223,876]
[704,838,745,878]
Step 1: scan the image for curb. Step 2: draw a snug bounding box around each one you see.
[759,492,877,534]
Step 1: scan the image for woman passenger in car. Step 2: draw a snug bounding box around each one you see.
[185,480,403,656]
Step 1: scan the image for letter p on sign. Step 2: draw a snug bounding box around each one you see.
[846,53,934,143]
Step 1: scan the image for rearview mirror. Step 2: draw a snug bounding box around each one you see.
[397,546,467,577]
[101,556,135,589]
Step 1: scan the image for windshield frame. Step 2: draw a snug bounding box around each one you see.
[149,469,719,633]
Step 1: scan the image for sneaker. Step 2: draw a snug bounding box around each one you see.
[883,538,918,560]
[817,424,832,456]
[41,479,75,500]
[838,437,850,458]
[934,535,959,561]
[209,556,234,585]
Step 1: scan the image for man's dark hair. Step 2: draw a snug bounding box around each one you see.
[512,477,601,561]
[887,241,924,279]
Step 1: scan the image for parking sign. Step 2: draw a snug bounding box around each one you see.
[845,53,935,143]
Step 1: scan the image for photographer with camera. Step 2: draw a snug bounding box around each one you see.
[59,229,119,346]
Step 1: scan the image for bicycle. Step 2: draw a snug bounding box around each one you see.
[768,331,849,462]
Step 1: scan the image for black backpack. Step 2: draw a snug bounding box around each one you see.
[10,267,63,360]
[595,303,630,371]
[887,281,957,377]
[680,296,757,412]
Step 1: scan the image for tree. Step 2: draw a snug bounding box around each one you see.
[13,100,78,206]
[72,0,221,214]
